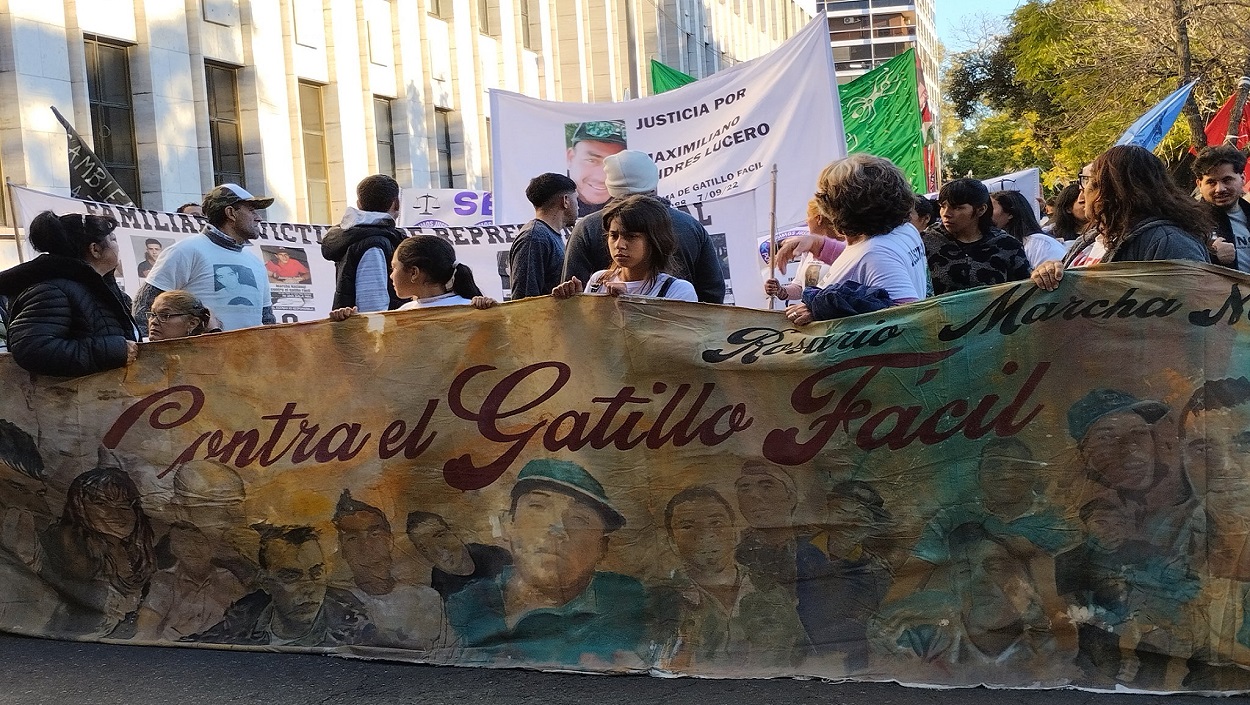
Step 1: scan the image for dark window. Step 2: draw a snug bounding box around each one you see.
[478,0,494,35]
[298,82,331,223]
[429,0,448,19]
[205,63,245,187]
[434,108,455,188]
[374,97,395,177]
[83,36,140,205]
[519,0,533,49]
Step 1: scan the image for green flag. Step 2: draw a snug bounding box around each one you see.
[650,60,696,94]
[840,49,925,191]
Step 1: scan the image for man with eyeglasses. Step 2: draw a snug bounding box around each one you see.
[133,184,276,334]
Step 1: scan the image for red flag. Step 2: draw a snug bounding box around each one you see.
[1196,93,1250,189]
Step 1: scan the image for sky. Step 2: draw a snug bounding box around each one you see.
[936,0,1022,51]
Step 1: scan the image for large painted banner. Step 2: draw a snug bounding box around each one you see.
[489,16,845,233]
[1,262,1249,693]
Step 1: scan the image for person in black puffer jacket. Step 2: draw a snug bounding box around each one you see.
[0,211,138,377]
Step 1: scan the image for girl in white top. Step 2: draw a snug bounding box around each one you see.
[990,190,1068,269]
[329,235,488,319]
[551,195,698,302]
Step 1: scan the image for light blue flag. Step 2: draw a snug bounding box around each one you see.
[1115,79,1199,150]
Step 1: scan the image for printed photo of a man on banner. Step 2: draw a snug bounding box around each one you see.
[565,120,627,217]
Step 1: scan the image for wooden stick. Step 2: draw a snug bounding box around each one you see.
[768,163,778,310]
[4,179,25,263]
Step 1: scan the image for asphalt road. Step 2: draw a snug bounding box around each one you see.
[0,633,1232,704]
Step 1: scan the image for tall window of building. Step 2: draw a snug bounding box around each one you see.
[205,63,245,187]
[374,97,396,177]
[519,0,533,49]
[434,108,455,188]
[483,117,493,191]
[478,0,494,35]
[429,0,448,19]
[83,36,140,205]
[298,82,331,224]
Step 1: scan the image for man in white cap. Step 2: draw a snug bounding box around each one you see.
[133,184,276,332]
[562,150,726,304]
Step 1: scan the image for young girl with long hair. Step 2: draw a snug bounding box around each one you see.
[329,235,487,318]
[551,195,697,301]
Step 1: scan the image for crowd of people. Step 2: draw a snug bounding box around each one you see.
[0,142,1242,379]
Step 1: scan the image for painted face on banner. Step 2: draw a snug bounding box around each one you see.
[735,472,795,529]
[336,511,393,588]
[168,524,215,576]
[668,495,736,575]
[1198,162,1246,210]
[1083,506,1132,552]
[1185,405,1250,514]
[507,489,607,598]
[567,140,625,208]
[1081,412,1157,493]
[264,538,328,626]
[962,539,1035,633]
[406,519,474,576]
[83,492,138,540]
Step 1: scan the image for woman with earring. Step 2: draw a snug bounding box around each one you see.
[0,211,139,376]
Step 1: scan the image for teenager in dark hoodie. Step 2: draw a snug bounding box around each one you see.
[321,174,407,314]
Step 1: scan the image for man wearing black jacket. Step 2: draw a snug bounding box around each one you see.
[321,175,407,312]
[1194,145,1250,273]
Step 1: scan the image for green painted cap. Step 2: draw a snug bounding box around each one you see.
[512,458,625,532]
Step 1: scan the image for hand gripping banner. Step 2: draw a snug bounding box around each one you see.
[1,262,1249,693]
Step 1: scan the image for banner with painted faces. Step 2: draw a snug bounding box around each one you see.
[0,261,1249,693]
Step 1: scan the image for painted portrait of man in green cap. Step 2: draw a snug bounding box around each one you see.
[565,120,627,217]
[446,458,647,666]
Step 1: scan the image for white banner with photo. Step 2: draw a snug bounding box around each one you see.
[10,186,335,324]
[8,186,775,313]
[489,16,844,234]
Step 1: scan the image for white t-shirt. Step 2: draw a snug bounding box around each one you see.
[1023,232,1069,269]
[398,292,473,310]
[146,233,271,331]
[816,222,928,302]
[584,271,698,301]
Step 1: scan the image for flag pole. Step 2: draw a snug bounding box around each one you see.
[768,163,778,310]
[4,179,25,264]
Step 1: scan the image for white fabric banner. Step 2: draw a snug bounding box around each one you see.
[10,186,337,323]
[927,168,1043,219]
[398,189,496,228]
[489,17,844,232]
[8,187,771,313]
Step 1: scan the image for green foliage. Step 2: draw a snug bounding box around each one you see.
[942,0,1250,183]
[944,112,1054,181]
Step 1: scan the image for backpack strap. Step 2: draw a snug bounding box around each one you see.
[656,274,675,298]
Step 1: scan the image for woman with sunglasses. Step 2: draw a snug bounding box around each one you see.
[0,211,139,376]
[1032,146,1212,291]
[146,290,218,341]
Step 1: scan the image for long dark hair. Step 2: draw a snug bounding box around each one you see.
[59,466,155,594]
[1089,145,1213,252]
[990,190,1045,242]
[601,195,679,289]
[393,235,483,300]
[937,178,995,235]
[1050,183,1085,241]
[28,212,117,260]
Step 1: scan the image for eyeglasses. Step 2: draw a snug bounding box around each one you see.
[147,311,192,323]
[1077,173,1090,190]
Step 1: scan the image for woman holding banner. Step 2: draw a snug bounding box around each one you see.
[0,211,139,376]
[1032,146,1212,291]
[770,155,928,326]
[990,190,1068,269]
[329,235,489,318]
[549,195,697,302]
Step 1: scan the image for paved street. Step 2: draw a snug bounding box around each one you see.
[0,633,1232,705]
